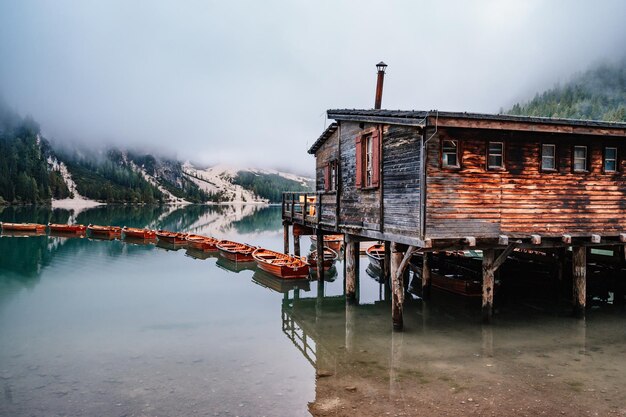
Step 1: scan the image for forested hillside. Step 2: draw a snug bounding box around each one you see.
[0,102,69,204]
[233,171,313,203]
[506,59,626,121]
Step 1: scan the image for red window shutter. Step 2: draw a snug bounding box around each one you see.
[324,163,331,191]
[371,129,380,187]
[355,135,362,187]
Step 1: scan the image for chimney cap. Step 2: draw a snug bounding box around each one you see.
[376,61,388,72]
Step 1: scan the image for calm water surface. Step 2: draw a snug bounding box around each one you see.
[1,204,625,416]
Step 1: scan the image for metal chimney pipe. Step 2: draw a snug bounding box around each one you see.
[374,61,387,109]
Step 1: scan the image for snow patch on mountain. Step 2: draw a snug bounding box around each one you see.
[182,163,268,204]
[48,156,103,213]
[128,160,189,204]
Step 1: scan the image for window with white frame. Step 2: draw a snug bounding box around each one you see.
[541,144,556,170]
[365,134,373,187]
[442,140,459,168]
[573,146,587,171]
[487,142,504,169]
[604,147,618,173]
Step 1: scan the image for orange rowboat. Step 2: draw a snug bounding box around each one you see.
[156,230,188,245]
[309,247,338,271]
[216,240,257,262]
[186,234,219,251]
[88,224,122,239]
[311,234,344,252]
[48,223,87,234]
[123,226,157,240]
[252,248,310,279]
[0,222,47,233]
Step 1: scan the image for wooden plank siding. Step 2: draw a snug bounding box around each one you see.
[424,127,626,239]
[382,125,421,237]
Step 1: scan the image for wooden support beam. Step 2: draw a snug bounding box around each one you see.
[345,237,357,302]
[572,246,586,318]
[293,234,301,257]
[463,236,476,247]
[498,235,509,245]
[620,233,626,243]
[391,242,404,331]
[482,249,495,324]
[492,243,517,271]
[283,223,290,254]
[316,229,325,282]
[383,241,391,282]
[591,234,601,244]
[531,234,541,245]
[562,234,572,244]
[421,253,431,300]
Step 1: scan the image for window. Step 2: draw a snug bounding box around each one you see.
[442,140,459,168]
[355,129,380,188]
[604,147,618,173]
[487,142,504,169]
[365,134,374,186]
[573,146,587,172]
[541,144,556,170]
[324,160,338,191]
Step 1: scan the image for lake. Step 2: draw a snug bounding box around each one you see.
[1,204,625,416]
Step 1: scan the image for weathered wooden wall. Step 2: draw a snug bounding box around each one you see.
[315,130,339,192]
[382,125,421,237]
[425,127,626,239]
[337,122,381,229]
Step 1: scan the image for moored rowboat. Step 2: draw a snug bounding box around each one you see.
[252,248,310,279]
[311,234,344,251]
[216,240,257,262]
[186,234,219,251]
[123,226,157,240]
[0,222,47,233]
[309,247,338,271]
[156,230,188,245]
[366,243,385,272]
[48,223,87,234]
[87,224,122,239]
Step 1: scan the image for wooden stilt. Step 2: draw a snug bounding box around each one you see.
[316,229,325,282]
[283,222,290,254]
[572,246,586,318]
[391,242,404,331]
[293,234,301,257]
[345,302,356,352]
[482,249,495,323]
[421,252,431,300]
[616,245,626,307]
[384,241,391,282]
[345,237,357,303]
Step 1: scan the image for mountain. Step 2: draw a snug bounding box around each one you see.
[505,59,626,121]
[0,101,314,206]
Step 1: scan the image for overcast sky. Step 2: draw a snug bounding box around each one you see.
[1,0,625,173]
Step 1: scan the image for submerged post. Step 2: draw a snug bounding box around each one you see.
[421,252,432,300]
[384,241,391,282]
[316,229,325,282]
[572,246,587,318]
[345,235,358,303]
[482,249,495,323]
[283,222,290,254]
[293,234,301,257]
[391,242,404,331]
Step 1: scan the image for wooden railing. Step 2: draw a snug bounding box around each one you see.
[282,192,338,227]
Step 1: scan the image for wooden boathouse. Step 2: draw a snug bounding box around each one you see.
[283,64,626,329]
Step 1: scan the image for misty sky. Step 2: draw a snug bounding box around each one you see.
[1,0,625,173]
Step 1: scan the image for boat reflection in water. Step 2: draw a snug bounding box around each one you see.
[124,236,157,247]
[185,247,219,260]
[155,239,185,252]
[215,256,256,274]
[252,269,311,294]
[0,230,47,238]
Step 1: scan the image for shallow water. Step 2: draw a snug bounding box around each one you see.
[1,205,625,416]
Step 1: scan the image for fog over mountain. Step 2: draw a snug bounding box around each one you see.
[1,0,625,171]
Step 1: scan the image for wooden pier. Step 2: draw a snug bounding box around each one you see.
[283,108,626,330]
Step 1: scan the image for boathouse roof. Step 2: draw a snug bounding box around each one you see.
[308,109,626,154]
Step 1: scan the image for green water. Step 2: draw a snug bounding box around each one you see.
[1,205,625,416]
